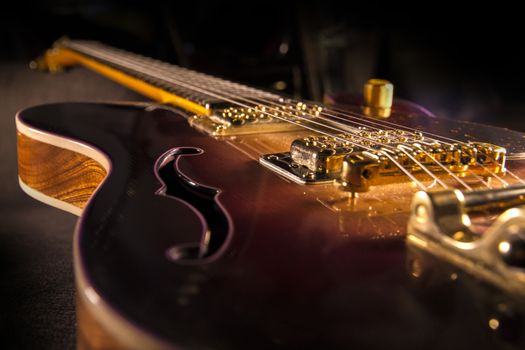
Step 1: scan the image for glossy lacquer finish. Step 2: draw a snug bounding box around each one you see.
[18,103,525,349]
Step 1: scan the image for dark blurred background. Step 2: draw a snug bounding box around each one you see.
[1,1,525,349]
[3,1,525,127]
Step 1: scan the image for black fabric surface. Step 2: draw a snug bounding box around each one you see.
[0,63,144,349]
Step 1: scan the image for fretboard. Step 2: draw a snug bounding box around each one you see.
[60,38,282,110]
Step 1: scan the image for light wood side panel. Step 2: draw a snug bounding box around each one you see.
[17,132,107,209]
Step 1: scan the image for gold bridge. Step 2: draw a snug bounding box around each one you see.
[260,131,507,192]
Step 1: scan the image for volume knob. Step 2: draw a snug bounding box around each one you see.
[363,79,393,118]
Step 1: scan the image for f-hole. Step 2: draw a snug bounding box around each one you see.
[155,147,230,263]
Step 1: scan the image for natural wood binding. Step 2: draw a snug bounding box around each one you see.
[17,132,107,209]
[18,131,130,349]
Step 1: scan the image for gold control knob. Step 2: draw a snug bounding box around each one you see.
[363,79,393,118]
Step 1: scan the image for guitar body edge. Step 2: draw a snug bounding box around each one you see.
[16,114,109,214]
[19,101,525,350]
[16,105,173,350]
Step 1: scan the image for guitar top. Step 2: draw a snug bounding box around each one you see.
[16,38,525,349]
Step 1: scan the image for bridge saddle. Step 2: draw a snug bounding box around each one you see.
[260,131,506,192]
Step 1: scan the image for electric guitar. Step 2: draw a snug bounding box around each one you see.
[17,38,525,349]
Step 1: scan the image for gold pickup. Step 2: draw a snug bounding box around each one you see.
[189,102,323,136]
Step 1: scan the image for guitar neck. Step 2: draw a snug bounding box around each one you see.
[35,38,283,118]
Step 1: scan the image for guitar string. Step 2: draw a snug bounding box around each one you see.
[100,43,458,143]
[75,43,465,190]
[71,41,510,191]
[66,44,399,151]
[105,43,525,189]
[82,40,512,160]
[97,45,503,191]
[88,42,509,189]
[82,38,524,170]
[68,42,436,191]
[77,46,455,156]
[86,41,475,147]
[88,41,520,189]
[126,44,519,187]
[72,41,518,190]
[73,44,428,153]
[67,41,512,190]
[397,145,450,189]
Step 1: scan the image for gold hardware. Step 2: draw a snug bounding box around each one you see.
[189,102,323,136]
[260,131,507,189]
[290,136,355,174]
[363,79,394,118]
[407,184,525,297]
[337,141,506,193]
